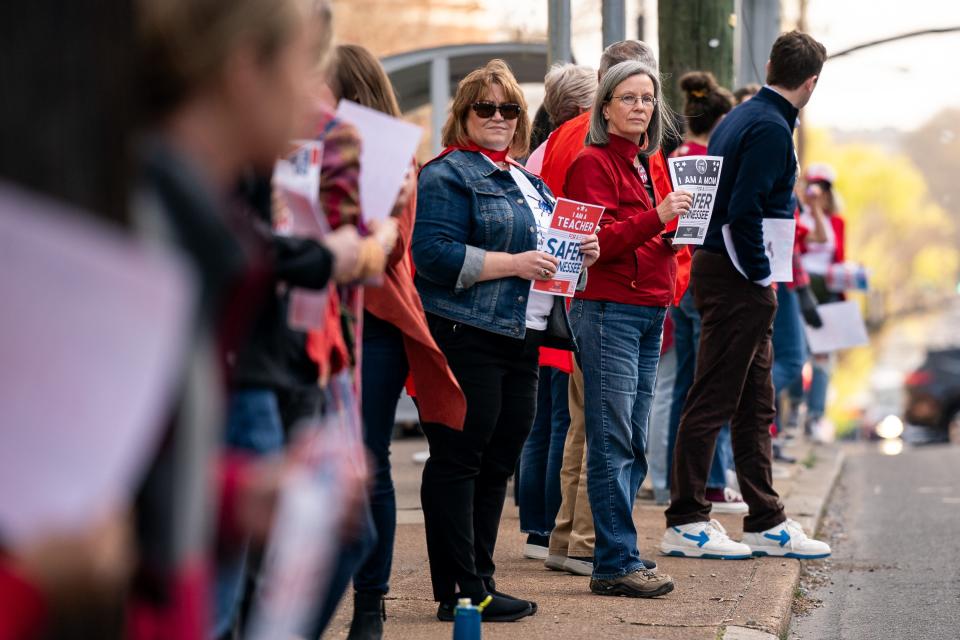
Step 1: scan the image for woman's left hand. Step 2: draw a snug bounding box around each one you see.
[580,234,600,268]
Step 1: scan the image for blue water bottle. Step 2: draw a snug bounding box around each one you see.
[452,596,483,640]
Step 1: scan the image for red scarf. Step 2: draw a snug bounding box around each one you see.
[423,140,524,172]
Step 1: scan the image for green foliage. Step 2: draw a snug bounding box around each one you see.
[804,129,958,307]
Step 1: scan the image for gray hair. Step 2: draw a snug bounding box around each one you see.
[598,40,658,77]
[587,60,669,155]
[542,63,597,127]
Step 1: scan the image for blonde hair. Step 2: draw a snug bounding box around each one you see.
[137,0,310,119]
[542,63,597,127]
[441,59,531,157]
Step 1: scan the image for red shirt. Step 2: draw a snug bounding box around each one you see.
[565,134,677,307]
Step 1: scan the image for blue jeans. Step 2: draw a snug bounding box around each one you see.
[667,290,733,491]
[647,347,676,496]
[571,299,664,580]
[772,286,807,395]
[309,313,409,636]
[518,367,571,537]
[213,389,285,638]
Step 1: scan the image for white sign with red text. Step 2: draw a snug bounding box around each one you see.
[532,197,604,297]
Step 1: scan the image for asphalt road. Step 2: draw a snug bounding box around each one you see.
[790,443,960,640]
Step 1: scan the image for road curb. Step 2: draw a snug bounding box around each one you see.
[724,625,780,640]
[770,444,847,640]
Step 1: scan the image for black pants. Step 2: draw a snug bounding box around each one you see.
[665,250,785,532]
[421,314,542,602]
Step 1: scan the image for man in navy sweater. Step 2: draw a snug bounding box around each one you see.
[661,31,833,561]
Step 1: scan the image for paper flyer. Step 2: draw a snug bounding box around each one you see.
[803,301,870,354]
[245,428,352,640]
[335,100,422,223]
[273,140,327,239]
[722,217,797,283]
[667,155,723,245]
[287,286,331,331]
[531,197,604,297]
[0,182,194,544]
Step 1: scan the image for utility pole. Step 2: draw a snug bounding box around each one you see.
[796,0,808,167]
[735,0,780,88]
[658,0,736,116]
[602,0,626,48]
[548,0,572,66]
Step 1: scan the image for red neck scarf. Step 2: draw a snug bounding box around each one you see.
[425,140,524,171]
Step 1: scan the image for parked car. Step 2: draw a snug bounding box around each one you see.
[903,348,960,444]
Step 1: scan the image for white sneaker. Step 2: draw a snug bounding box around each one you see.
[660,520,752,559]
[707,487,749,514]
[742,519,831,559]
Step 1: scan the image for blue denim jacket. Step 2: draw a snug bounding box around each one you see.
[412,149,576,348]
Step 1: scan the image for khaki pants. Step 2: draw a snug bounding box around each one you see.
[547,360,595,557]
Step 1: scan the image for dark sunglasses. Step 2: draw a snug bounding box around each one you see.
[471,101,522,120]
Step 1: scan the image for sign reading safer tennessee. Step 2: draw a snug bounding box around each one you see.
[532,197,604,297]
[667,155,724,245]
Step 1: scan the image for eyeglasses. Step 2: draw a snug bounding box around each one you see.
[610,94,657,108]
[471,101,522,120]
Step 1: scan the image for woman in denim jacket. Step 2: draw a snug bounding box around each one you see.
[412,59,598,622]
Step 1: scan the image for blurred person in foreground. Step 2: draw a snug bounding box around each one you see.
[662,31,832,562]
[306,43,466,640]
[517,62,596,561]
[412,59,597,622]
[564,60,688,598]
[133,0,363,638]
[0,5,137,639]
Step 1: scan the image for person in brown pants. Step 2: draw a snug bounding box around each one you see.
[662,31,832,561]
[544,361,594,575]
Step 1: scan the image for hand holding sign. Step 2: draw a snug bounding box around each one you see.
[514,250,559,280]
[579,234,600,268]
[667,155,724,244]
[532,197,605,297]
[657,191,693,225]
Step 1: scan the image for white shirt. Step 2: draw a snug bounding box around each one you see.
[496,160,555,330]
[798,206,836,276]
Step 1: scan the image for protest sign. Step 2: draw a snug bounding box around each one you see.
[273,140,327,238]
[0,183,194,544]
[246,428,352,640]
[336,100,422,223]
[804,301,869,354]
[532,197,604,297]
[287,287,331,331]
[667,155,723,245]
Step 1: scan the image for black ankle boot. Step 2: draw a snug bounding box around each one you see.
[346,591,385,640]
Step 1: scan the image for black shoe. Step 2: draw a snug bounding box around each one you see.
[483,577,537,615]
[436,593,533,622]
[347,591,385,640]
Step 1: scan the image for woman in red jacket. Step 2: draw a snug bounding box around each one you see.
[564,60,690,598]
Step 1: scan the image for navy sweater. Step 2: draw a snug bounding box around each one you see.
[701,87,799,284]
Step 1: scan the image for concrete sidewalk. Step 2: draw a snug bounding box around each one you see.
[326,436,843,640]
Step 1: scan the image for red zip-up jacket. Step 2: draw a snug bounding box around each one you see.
[564,133,677,307]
